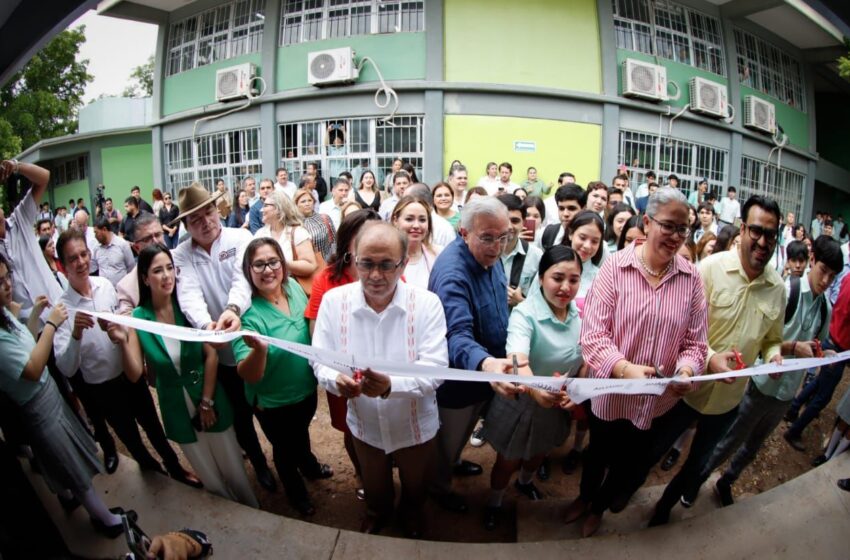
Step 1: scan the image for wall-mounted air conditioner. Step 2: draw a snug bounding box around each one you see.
[215,63,257,102]
[743,95,776,135]
[307,47,359,87]
[689,77,728,118]
[622,58,668,102]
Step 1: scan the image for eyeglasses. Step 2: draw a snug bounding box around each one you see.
[649,216,689,238]
[743,223,779,244]
[251,259,283,273]
[354,258,404,273]
[475,232,515,246]
[136,232,164,245]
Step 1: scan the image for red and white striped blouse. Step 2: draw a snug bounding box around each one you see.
[580,243,708,430]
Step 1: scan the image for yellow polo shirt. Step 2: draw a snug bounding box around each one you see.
[684,249,785,415]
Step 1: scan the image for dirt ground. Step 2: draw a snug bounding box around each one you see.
[131,370,849,543]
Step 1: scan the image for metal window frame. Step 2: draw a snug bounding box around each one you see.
[612,0,726,77]
[739,156,805,219]
[280,0,424,46]
[733,27,805,111]
[277,115,424,186]
[166,0,266,77]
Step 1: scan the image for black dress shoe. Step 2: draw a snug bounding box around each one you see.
[784,409,799,423]
[514,480,544,501]
[91,508,137,539]
[714,479,734,507]
[255,464,277,492]
[432,491,468,513]
[104,453,119,475]
[562,449,582,475]
[784,430,806,452]
[169,468,204,489]
[58,493,80,513]
[293,499,316,517]
[837,478,850,492]
[303,463,334,480]
[661,449,680,471]
[483,506,501,531]
[537,458,551,481]
[647,506,670,528]
[812,454,828,467]
[452,460,483,477]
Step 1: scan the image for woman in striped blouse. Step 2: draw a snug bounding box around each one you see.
[564,187,708,537]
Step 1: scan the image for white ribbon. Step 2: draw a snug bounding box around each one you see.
[77,309,850,405]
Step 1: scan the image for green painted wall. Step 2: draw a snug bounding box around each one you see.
[444,115,602,193]
[739,85,808,150]
[276,33,426,91]
[445,0,601,93]
[616,49,728,110]
[53,179,91,222]
[102,143,155,201]
[162,53,262,115]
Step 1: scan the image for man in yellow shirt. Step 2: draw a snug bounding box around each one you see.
[648,195,785,526]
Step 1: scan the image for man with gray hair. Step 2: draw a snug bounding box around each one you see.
[448,165,469,211]
[428,197,520,514]
[405,183,457,247]
[313,221,448,537]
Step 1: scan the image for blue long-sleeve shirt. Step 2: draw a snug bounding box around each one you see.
[248,199,264,234]
[428,236,509,408]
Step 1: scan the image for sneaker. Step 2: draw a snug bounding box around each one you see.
[784,430,806,452]
[514,480,544,501]
[679,495,694,509]
[470,423,486,447]
[714,479,734,507]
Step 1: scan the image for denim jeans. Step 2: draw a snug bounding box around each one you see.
[787,337,848,438]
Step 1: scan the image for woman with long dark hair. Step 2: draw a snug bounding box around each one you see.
[118,245,257,507]
[304,208,381,501]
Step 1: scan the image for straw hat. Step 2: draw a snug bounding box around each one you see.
[168,182,225,227]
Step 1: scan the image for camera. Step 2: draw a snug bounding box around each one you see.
[95,184,106,216]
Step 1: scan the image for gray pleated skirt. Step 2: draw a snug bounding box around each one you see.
[482,393,571,461]
[21,376,103,495]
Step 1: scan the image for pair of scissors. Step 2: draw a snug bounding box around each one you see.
[813,339,824,358]
[731,349,746,370]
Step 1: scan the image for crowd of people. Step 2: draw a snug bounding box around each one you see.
[1,155,849,547]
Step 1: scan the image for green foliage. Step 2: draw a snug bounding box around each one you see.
[122,55,154,98]
[0,26,92,158]
[839,55,850,81]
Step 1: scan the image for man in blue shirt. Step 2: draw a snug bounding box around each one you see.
[428,197,519,514]
[248,178,273,234]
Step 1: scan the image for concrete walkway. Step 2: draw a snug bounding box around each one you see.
[24,452,850,559]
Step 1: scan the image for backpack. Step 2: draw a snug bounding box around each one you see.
[509,240,529,289]
[784,275,827,334]
[541,224,560,251]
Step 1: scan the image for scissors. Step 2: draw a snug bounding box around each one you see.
[813,339,824,358]
[731,349,746,370]
[352,368,363,383]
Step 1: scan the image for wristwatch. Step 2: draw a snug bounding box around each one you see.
[179,529,213,558]
[224,303,240,316]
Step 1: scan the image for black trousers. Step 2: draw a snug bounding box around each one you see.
[254,392,320,504]
[216,364,266,468]
[72,373,182,473]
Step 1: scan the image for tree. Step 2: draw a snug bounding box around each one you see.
[122,55,154,98]
[0,26,92,159]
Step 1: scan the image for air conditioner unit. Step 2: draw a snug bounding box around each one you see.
[622,58,668,102]
[689,77,728,118]
[307,47,359,87]
[743,95,776,135]
[215,63,257,102]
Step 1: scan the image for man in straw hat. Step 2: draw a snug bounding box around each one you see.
[170,182,277,492]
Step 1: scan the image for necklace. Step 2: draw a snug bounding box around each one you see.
[638,246,672,278]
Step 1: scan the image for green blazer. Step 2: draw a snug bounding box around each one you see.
[133,300,233,444]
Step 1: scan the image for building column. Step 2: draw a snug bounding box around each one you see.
[260,0,281,179]
[803,160,817,224]
[729,132,743,192]
[423,0,444,184]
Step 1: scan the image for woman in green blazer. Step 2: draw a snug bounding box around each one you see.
[119,244,258,508]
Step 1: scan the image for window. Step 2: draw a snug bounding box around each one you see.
[278,116,423,186]
[739,156,805,220]
[618,130,728,197]
[51,155,88,187]
[280,0,424,46]
[164,128,263,193]
[166,0,265,76]
[733,29,804,110]
[612,0,726,76]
